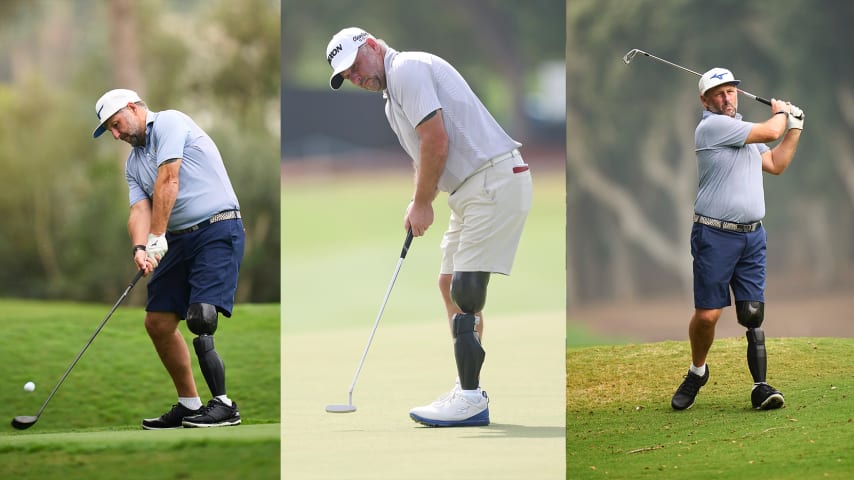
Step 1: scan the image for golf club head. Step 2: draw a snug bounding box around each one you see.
[325,404,357,413]
[623,49,642,64]
[11,416,38,430]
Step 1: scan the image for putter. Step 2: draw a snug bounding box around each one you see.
[622,48,804,119]
[11,270,144,430]
[326,229,414,413]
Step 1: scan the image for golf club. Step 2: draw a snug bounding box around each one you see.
[11,270,144,430]
[326,229,414,414]
[622,48,804,119]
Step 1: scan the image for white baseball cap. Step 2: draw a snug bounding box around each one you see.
[93,88,142,138]
[698,68,740,96]
[326,27,374,90]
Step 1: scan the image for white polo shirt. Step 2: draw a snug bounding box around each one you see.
[382,48,520,193]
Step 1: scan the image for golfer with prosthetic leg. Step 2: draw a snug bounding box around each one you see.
[671,69,803,411]
[93,89,244,428]
[327,28,532,426]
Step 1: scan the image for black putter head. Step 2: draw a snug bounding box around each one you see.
[11,416,38,430]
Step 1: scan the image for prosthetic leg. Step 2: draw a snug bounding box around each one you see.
[736,301,766,383]
[408,272,492,426]
[182,303,241,427]
[450,272,490,390]
[187,303,226,397]
[736,301,785,409]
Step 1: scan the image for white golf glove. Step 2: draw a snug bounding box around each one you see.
[787,103,804,130]
[146,233,168,268]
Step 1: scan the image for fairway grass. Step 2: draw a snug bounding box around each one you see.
[567,337,853,479]
[0,425,279,479]
[1,300,280,478]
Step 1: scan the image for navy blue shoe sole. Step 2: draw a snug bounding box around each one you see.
[409,409,489,427]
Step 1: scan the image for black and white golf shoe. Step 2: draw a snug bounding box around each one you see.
[142,403,203,430]
[752,383,785,410]
[671,366,710,410]
[181,398,241,428]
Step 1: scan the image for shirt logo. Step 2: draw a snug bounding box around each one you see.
[710,71,729,80]
[327,44,343,65]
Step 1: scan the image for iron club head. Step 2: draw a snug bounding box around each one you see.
[11,416,39,430]
[622,48,642,64]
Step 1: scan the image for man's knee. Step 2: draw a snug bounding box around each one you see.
[450,271,491,313]
[144,312,180,338]
[187,303,219,336]
[736,301,764,329]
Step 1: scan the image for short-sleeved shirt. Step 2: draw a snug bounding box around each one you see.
[125,110,240,231]
[382,48,521,193]
[694,110,770,223]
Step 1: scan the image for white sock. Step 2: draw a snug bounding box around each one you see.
[179,397,203,410]
[689,364,706,377]
[216,394,233,406]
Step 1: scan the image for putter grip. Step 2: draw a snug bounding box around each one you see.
[400,229,414,259]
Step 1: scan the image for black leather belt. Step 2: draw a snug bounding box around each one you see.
[169,210,241,235]
[693,214,761,233]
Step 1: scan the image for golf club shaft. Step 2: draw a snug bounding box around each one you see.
[34,270,144,417]
[346,229,414,397]
[624,49,774,108]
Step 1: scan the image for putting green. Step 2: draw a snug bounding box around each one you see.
[282,310,565,479]
[282,168,566,478]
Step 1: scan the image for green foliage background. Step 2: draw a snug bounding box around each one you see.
[0,0,280,303]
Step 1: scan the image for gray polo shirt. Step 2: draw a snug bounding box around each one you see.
[125,110,240,231]
[382,48,520,193]
[694,110,770,223]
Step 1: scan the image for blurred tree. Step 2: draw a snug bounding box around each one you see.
[282,0,563,138]
[0,0,280,303]
[566,0,854,305]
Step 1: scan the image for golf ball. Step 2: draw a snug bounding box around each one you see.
[24,381,35,392]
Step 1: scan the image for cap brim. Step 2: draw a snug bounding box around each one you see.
[329,51,358,90]
[701,80,740,96]
[93,124,107,138]
[330,73,344,90]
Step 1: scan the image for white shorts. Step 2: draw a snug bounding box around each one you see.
[440,150,532,275]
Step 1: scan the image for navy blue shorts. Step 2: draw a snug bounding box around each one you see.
[691,223,766,309]
[146,218,245,318]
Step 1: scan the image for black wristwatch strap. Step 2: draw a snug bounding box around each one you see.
[132,244,147,256]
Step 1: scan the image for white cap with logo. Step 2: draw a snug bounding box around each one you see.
[698,68,740,96]
[93,88,142,138]
[326,27,374,90]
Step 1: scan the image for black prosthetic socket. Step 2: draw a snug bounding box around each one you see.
[450,271,490,313]
[452,313,485,390]
[736,301,767,384]
[193,335,226,397]
[746,328,767,383]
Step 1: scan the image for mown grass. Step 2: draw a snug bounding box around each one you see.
[0,298,279,479]
[567,337,852,479]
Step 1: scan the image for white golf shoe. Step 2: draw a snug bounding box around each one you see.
[409,389,490,427]
[429,381,461,407]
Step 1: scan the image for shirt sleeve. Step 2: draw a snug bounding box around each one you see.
[391,57,442,129]
[150,111,189,166]
[704,114,754,149]
[126,162,149,207]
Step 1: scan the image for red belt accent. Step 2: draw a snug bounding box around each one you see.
[512,165,529,174]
